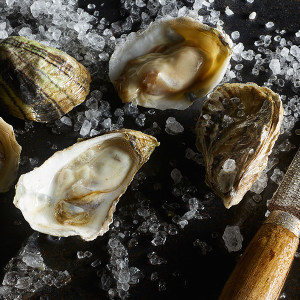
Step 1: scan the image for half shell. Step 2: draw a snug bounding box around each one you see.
[109,17,232,110]
[0,36,91,123]
[0,117,21,193]
[14,129,159,241]
[195,83,283,208]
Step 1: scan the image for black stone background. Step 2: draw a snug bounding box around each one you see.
[0,0,300,299]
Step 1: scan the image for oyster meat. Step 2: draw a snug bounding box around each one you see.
[14,129,159,241]
[0,117,21,193]
[0,36,91,123]
[109,17,232,110]
[195,83,283,208]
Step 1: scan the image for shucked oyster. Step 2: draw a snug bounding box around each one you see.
[0,117,21,193]
[109,17,232,110]
[0,36,91,123]
[14,129,159,241]
[195,83,283,208]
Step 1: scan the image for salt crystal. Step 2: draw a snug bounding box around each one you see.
[241,50,254,61]
[170,168,183,184]
[225,6,234,16]
[158,279,167,292]
[151,231,167,246]
[290,45,300,60]
[87,3,96,9]
[265,22,274,29]
[296,30,300,38]
[151,272,159,281]
[147,252,167,265]
[270,168,284,185]
[231,31,240,40]
[101,118,111,129]
[222,225,243,252]
[80,120,92,136]
[135,114,146,127]
[269,59,281,75]
[5,0,15,6]
[165,117,184,135]
[280,47,289,57]
[60,116,72,126]
[222,159,236,172]
[247,0,254,3]
[136,0,146,7]
[249,12,256,20]
[0,31,8,39]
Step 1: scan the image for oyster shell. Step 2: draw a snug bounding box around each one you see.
[109,17,232,110]
[0,117,21,193]
[14,129,159,241]
[0,36,91,123]
[195,83,283,208]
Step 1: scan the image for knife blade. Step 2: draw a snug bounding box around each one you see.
[219,148,300,300]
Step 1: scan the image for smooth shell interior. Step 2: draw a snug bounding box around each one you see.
[14,130,158,241]
[109,17,232,110]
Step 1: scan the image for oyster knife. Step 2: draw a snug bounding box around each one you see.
[219,148,300,300]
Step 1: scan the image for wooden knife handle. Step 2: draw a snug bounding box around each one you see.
[219,221,299,300]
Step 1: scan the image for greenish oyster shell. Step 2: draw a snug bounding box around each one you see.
[0,117,21,193]
[0,36,91,123]
[195,83,283,209]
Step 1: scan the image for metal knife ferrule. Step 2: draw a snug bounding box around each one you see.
[264,210,300,238]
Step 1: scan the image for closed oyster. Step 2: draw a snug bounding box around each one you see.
[14,129,159,241]
[0,36,91,123]
[0,117,21,192]
[195,83,283,208]
[109,17,232,110]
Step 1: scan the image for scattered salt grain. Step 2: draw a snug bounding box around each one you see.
[270,168,285,185]
[249,12,256,20]
[170,168,183,184]
[225,6,234,16]
[265,22,274,29]
[222,225,243,252]
[80,120,92,136]
[165,117,184,135]
[269,59,281,75]
[231,31,240,40]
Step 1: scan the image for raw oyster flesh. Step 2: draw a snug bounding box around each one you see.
[0,36,91,123]
[195,83,283,208]
[14,129,159,241]
[0,117,21,193]
[109,17,232,110]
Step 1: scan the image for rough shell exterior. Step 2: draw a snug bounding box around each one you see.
[0,117,21,193]
[0,36,91,123]
[196,83,283,208]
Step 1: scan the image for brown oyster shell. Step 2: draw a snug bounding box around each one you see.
[195,83,283,208]
[0,117,22,192]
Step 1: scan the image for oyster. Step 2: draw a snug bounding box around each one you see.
[0,117,21,193]
[109,17,232,110]
[195,83,283,208]
[14,129,159,241]
[0,36,91,123]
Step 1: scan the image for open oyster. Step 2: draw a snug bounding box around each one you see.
[0,36,91,123]
[14,129,158,241]
[0,117,21,193]
[195,83,283,208]
[109,17,232,110]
